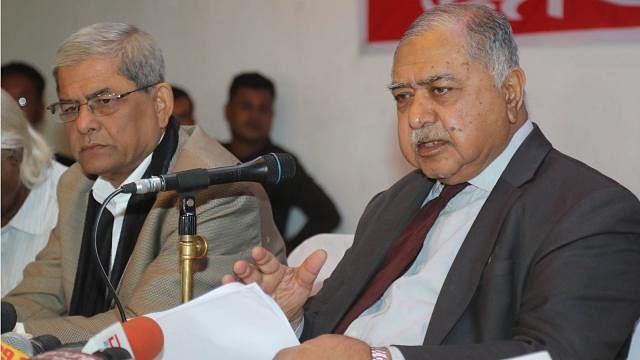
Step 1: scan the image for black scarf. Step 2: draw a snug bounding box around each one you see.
[69,118,179,317]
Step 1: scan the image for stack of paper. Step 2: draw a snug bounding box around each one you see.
[147,282,300,359]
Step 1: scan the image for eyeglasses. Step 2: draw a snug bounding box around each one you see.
[46,83,159,123]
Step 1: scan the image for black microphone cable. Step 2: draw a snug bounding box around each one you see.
[92,188,127,323]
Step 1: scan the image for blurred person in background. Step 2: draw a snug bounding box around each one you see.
[1,89,67,296]
[224,72,340,253]
[171,85,196,126]
[2,62,75,166]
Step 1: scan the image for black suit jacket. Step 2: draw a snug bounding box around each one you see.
[302,126,640,359]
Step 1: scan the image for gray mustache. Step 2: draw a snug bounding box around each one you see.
[411,127,450,146]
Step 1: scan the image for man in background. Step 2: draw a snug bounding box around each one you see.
[224,72,340,253]
[171,85,196,126]
[2,62,46,129]
[3,22,284,343]
[2,62,74,166]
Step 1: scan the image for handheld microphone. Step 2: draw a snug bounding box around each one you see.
[1,332,32,359]
[120,152,296,194]
[1,301,17,334]
[30,334,62,355]
[0,332,63,357]
[82,316,163,360]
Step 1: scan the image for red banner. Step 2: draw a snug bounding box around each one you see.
[368,0,640,42]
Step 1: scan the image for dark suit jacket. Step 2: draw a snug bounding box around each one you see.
[302,126,640,359]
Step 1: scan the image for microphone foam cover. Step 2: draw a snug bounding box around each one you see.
[267,153,296,184]
[1,301,17,334]
[1,331,33,356]
[122,316,163,360]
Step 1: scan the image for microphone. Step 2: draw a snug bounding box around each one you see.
[1,301,17,334]
[120,152,296,194]
[82,316,163,360]
[31,334,62,355]
[1,331,33,358]
[0,332,63,357]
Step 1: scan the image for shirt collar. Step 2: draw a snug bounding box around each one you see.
[467,120,534,192]
[91,130,165,214]
[92,151,153,216]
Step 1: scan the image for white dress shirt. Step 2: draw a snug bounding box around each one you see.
[345,121,534,358]
[90,153,152,272]
[1,161,67,296]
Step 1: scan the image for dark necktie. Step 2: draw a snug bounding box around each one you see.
[335,182,469,334]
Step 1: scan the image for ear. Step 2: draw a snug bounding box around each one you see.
[502,67,526,124]
[152,82,173,128]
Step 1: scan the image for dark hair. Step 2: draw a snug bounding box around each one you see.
[1,62,46,96]
[171,85,191,101]
[228,72,275,102]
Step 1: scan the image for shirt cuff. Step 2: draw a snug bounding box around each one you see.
[389,346,406,360]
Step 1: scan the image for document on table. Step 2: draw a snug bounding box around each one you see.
[147,282,300,359]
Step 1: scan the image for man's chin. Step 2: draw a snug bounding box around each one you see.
[418,163,457,182]
[78,161,110,178]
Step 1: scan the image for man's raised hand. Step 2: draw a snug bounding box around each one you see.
[222,246,327,325]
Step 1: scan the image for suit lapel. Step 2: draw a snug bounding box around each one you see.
[424,179,521,344]
[424,124,552,344]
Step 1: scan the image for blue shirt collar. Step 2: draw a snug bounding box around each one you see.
[467,120,533,192]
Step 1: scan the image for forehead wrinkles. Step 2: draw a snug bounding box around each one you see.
[393,27,471,77]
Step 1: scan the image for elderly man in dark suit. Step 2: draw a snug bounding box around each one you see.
[225,4,640,360]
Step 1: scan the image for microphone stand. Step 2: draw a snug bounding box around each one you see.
[178,192,208,303]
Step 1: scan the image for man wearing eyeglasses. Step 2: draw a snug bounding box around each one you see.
[2,22,285,343]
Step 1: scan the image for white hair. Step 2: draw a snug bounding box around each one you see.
[53,22,165,88]
[397,3,519,86]
[1,89,53,189]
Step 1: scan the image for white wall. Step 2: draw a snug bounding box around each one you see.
[2,0,639,233]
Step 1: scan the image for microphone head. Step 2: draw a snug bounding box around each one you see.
[264,153,296,184]
[31,334,62,355]
[1,331,33,356]
[1,301,17,334]
[93,347,133,359]
[121,316,163,360]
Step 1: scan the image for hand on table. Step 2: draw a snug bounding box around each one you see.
[274,334,372,360]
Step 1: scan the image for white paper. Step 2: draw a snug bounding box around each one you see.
[82,321,133,355]
[146,283,299,359]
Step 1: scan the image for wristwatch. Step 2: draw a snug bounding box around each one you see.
[370,346,391,360]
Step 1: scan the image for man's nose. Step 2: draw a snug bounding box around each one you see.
[75,104,100,134]
[408,92,435,129]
